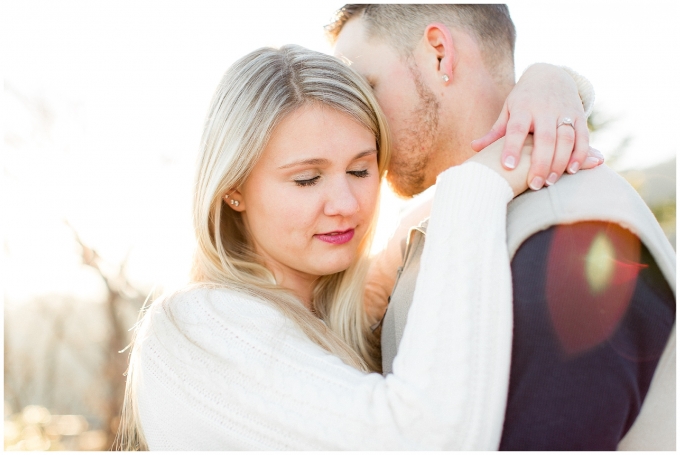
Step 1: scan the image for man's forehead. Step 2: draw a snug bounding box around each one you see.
[333,17,389,76]
[333,17,368,59]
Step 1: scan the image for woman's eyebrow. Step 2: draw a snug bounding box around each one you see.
[278,158,329,169]
[353,149,377,160]
[277,150,377,169]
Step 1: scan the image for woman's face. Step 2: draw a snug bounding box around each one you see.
[233,103,380,288]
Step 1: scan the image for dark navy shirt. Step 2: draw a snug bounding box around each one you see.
[499,221,675,450]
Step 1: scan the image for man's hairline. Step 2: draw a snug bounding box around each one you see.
[336,14,424,66]
[334,9,514,87]
[338,13,491,65]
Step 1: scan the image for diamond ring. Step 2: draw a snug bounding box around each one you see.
[557,117,575,130]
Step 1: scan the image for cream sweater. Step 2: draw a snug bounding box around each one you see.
[133,162,514,450]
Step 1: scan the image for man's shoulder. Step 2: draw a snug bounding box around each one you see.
[511,164,634,208]
[506,165,658,259]
[508,164,642,224]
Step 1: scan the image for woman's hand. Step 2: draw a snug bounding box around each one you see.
[468,137,533,197]
[470,63,601,190]
[468,135,603,197]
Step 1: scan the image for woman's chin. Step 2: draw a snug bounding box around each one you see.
[309,253,357,277]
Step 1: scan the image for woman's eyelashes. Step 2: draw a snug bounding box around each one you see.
[347,169,370,178]
[294,175,320,187]
[293,169,370,187]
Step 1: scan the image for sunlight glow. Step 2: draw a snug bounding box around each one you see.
[584,232,616,294]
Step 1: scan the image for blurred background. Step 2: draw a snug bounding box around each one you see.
[3,1,677,450]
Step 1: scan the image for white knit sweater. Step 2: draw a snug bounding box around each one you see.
[133,162,515,450]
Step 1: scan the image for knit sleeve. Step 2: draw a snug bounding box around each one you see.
[134,162,514,450]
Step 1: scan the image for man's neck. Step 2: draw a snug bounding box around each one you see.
[424,79,514,186]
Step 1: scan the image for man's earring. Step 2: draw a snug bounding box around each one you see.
[442,74,450,82]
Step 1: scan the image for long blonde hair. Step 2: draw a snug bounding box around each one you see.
[117,45,390,450]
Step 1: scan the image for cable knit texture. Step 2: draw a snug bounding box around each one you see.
[133,162,514,450]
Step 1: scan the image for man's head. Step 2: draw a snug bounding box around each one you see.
[328,5,517,197]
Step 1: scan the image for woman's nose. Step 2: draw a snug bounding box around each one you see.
[323,176,360,217]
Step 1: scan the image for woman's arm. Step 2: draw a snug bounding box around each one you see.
[134,152,524,450]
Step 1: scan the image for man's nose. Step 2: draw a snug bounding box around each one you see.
[323,176,360,217]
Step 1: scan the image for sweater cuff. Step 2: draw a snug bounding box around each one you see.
[436,161,514,206]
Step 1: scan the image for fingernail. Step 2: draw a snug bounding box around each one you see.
[546,172,558,186]
[568,161,580,174]
[589,147,604,159]
[503,155,516,169]
[529,176,544,190]
[584,156,600,167]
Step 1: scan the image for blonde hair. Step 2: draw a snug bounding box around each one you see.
[117,44,390,450]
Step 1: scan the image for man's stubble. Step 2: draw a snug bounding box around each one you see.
[386,61,440,198]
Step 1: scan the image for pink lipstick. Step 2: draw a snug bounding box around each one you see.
[315,229,355,245]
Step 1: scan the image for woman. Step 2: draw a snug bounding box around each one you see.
[119,45,599,450]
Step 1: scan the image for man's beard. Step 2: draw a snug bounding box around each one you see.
[386,62,440,198]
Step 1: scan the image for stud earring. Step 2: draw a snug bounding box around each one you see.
[225,193,240,207]
[442,74,449,82]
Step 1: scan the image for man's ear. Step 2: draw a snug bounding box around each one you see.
[223,188,246,212]
[423,22,456,83]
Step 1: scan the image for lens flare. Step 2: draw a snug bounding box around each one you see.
[585,232,616,294]
[546,222,646,356]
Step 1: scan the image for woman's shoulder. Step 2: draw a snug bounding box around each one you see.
[137,285,291,352]
[155,285,278,319]
[132,285,330,392]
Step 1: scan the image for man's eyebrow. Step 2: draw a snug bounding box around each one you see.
[277,150,376,169]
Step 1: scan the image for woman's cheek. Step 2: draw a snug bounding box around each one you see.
[284,187,322,236]
[258,182,303,240]
[361,174,381,218]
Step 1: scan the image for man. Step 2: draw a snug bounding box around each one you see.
[327,5,675,451]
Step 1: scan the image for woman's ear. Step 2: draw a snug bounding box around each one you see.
[223,188,245,212]
[423,22,456,83]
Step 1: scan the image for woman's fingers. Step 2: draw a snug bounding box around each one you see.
[526,118,557,190]
[545,120,576,186]
[527,114,599,189]
[470,103,509,153]
[500,110,532,170]
[567,116,591,174]
[581,146,605,169]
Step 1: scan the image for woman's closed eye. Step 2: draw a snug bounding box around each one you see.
[294,169,369,187]
[294,175,321,187]
[348,169,369,178]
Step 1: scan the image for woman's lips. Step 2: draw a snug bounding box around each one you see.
[314,229,355,245]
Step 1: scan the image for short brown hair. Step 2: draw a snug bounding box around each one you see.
[326,4,516,84]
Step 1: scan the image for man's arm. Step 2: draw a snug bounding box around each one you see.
[500,221,675,450]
